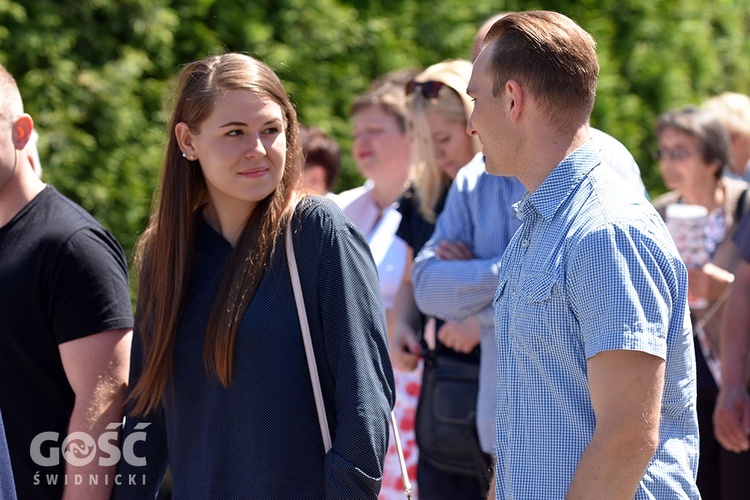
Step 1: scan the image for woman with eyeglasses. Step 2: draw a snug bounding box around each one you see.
[652,105,750,499]
[390,60,487,499]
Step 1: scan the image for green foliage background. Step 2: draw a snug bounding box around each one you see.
[1,0,749,263]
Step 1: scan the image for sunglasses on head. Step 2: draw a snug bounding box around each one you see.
[405,80,446,99]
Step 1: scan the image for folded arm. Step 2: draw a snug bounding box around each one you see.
[412,169,513,326]
[413,240,499,326]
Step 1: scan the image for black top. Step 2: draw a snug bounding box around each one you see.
[114,196,395,499]
[0,187,134,499]
[396,185,479,362]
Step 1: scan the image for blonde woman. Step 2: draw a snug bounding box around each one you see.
[390,60,488,499]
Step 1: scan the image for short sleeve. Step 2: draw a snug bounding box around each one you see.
[396,187,417,248]
[49,227,134,344]
[568,223,677,360]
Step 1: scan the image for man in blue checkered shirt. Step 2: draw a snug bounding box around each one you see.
[467,11,700,499]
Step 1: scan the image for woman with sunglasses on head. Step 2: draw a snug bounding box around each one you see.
[652,105,750,499]
[113,53,395,499]
[390,60,487,499]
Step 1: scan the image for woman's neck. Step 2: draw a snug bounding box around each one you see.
[202,202,253,247]
[370,172,408,210]
[681,181,724,213]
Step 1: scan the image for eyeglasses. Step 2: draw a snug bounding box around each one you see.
[654,147,700,162]
[405,80,446,99]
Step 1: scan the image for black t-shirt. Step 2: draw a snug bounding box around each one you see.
[396,185,479,362]
[0,187,133,499]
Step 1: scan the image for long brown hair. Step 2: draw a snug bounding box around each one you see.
[131,53,302,414]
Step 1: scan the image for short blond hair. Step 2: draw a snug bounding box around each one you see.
[702,92,750,137]
[350,68,418,133]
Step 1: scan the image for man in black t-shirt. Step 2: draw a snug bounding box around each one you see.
[0,64,133,499]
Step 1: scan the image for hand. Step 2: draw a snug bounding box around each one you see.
[714,384,750,453]
[435,241,474,261]
[702,262,734,302]
[390,322,422,372]
[687,268,709,306]
[437,317,481,353]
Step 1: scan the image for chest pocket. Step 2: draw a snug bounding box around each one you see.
[511,271,560,353]
[518,271,556,304]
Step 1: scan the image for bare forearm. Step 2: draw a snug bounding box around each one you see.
[391,248,421,337]
[720,269,750,387]
[62,389,127,499]
[59,329,132,500]
[571,350,663,499]
[393,281,421,333]
[567,432,655,499]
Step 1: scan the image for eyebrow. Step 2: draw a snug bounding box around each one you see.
[219,121,247,128]
[218,118,282,128]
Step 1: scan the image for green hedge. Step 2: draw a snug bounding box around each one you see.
[2,0,748,263]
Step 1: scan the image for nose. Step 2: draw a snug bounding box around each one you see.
[246,133,266,158]
[466,113,478,137]
[353,130,369,144]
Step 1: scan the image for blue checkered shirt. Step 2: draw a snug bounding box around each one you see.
[494,141,699,499]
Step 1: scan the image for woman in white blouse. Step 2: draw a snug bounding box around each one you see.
[336,69,418,499]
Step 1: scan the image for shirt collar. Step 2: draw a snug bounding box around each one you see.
[518,140,601,222]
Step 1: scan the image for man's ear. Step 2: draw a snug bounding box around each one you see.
[12,114,33,150]
[506,79,525,122]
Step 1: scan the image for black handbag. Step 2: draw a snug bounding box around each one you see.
[415,347,492,484]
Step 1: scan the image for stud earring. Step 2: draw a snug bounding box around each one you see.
[189,155,196,160]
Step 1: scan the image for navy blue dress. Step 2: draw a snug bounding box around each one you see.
[115,196,395,499]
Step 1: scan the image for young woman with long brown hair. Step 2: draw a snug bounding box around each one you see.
[114,53,394,499]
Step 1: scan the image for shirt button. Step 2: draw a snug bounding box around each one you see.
[521,239,529,247]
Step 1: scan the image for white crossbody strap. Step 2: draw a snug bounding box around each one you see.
[285,208,413,498]
[286,213,332,452]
